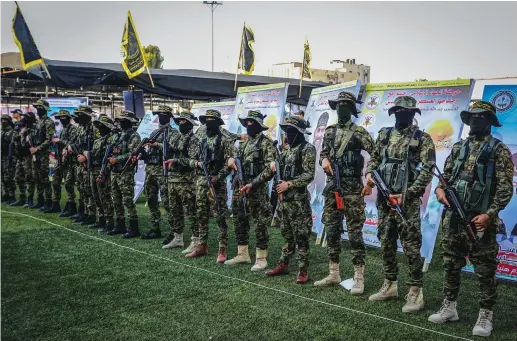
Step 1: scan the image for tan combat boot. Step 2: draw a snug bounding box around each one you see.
[251,249,268,272]
[162,233,184,249]
[402,286,424,313]
[472,309,493,337]
[224,245,251,265]
[350,265,365,295]
[314,262,341,287]
[368,279,398,301]
[181,237,199,254]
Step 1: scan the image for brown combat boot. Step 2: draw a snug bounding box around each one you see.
[185,244,208,258]
[265,262,289,276]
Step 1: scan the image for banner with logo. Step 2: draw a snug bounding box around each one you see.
[191,101,236,134]
[43,97,88,136]
[133,111,178,202]
[461,84,517,281]
[355,79,475,264]
[304,80,362,242]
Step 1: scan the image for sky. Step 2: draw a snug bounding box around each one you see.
[1,1,517,84]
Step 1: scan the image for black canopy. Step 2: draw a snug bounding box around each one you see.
[28,59,328,105]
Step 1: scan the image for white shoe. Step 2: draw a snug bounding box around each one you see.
[428,299,459,324]
[181,237,199,254]
[162,233,184,249]
[368,279,398,301]
[472,309,493,337]
[251,249,268,272]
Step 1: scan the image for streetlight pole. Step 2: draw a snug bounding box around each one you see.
[203,1,222,72]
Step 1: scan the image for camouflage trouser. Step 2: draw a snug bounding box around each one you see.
[15,158,27,200]
[232,184,271,250]
[90,168,114,226]
[377,197,423,288]
[440,210,499,309]
[111,171,138,221]
[51,160,76,203]
[22,156,35,199]
[196,177,228,247]
[1,156,16,197]
[167,180,197,236]
[33,150,51,202]
[76,164,95,216]
[278,197,312,270]
[144,165,167,230]
[323,192,366,265]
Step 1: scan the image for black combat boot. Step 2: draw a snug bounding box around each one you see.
[80,214,96,225]
[88,216,105,229]
[10,197,26,207]
[61,202,77,218]
[29,195,44,209]
[44,201,61,214]
[141,228,161,240]
[71,201,84,220]
[38,200,52,212]
[107,218,126,235]
[99,220,113,233]
[58,202,70,216]
[23,198,34,208]
[123,218,141,239]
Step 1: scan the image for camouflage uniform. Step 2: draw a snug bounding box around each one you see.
[19,125,36,207]
[108,111,141,236]
[10,124,30,206]
[1,115,16,201]
[196,124,242,142]
[366,97,435,290]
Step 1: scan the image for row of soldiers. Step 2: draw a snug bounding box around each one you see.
[1,94,513,337]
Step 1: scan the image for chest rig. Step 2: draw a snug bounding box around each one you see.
[279,142,306,199]
[198,134,223,176]
[168,132,193,172]
[451,136,500,214]
[111,130,135,173]
[330,123,363,178]
[378,127,423,193]
[146,127,167,165]
[240,134,265,183]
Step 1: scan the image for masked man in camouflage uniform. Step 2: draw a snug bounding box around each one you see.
[265,116,315,284]
[69,106,97,225]
[9,110,31,207]
[365,96,435,313]
[225,110,278,271]
[184,109,234,261]
[196,123,247,142]
[1,115,16,203]
[89,115,117,232]
[428,101,514,337]
[26,100,55,211]
[44,110,77,214]
[137,106,176,240]
[16,112,37,208]
[162,111,200,251]
[313,92,375,293]
[107,111,141,238]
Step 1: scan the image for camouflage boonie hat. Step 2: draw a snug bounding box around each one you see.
[32,99,50,111]
[1,114,13,125]
[239,110,268,130]
[328,91,362,114]
[460,100,501,127]
[173,111,199,126]
[199,109,224,126]
[54,109,72,118]
[280,115,311,135]
[153,105,174,116]
[388,96,422,115]
[20,111,36,121]
[115,110,139,123]
[74,105,95,117]
[93,115,116,130]
[10,109,23,115]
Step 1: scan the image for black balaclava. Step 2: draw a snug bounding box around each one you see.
[35,107,47,118]
[246,120,263,137]
[179,121,193,135]
[469,114,491,137]
[285,127,304,148]
[394,110,415,130]
[98,125,110,137]
[1,120,11,129]
[78,114,91,126]
[337,103,354,124]
[158,114,170,126]
[205,119,220,137]
[59,117,71,127]
[119,119,132,131]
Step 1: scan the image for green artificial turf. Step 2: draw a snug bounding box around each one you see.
[1,199,516,341]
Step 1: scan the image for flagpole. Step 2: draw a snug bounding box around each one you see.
[234,22,245,92]
[41,61,52,79]
[145,66,155,88]
[298,37,307,98]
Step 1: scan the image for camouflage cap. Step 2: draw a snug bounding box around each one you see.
[93,115,116,130]
[54,109,72,119]
[328,91,363,114]
[388,96,421,115]
[10,109,23,115]
[173,111,199,126]
[73,105,95,117]
[20,111,36,121]
[239,110,268,130]
[1,114,13,125]
[199,109,224,126]
[460,100,501,127]
[115,110,139,123]
[32,99,50,111]
[153,105,174,116]
[280,115,311,135]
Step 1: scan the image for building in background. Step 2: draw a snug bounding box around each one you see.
[268,59,370,85]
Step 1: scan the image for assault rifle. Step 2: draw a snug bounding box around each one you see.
[122,126,167,172]
[371,169,408,225]
[96,144,113,184]
[162,127,169,177]
[270,160,283,226]
[200,139,219,213]
[323,161,345,210]
[232,148,247,216]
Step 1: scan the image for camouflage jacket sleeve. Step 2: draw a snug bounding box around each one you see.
[437,142,462,191]
[486,143,514,222]
[319,125,334,165]
[356,126,375,155]
[214,136,234,182]
[39,118,56,150]
[290,143,316,189]
[174,133,200,170]
[221,127,241,141]
[115,132,141,163]
[365,129,385,174]
[250,137,277,187]
[406,133,435,198]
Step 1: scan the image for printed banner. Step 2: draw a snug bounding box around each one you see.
[304,80,362,242]
[44,97,88,137]
[462,84,517,281]
[191,101,236,133]
[355,79,475,264]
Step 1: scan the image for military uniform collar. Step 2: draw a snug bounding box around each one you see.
[337,119,353,128]
[468,134,491,142]
[248,132,263,141]
[394,124,417,135]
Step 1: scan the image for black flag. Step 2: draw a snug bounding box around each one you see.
[238,25,255,75]
[12,2,44,70]
[121,11,147,79]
